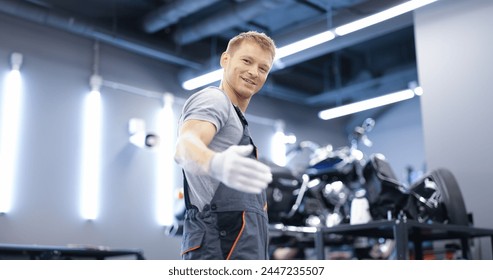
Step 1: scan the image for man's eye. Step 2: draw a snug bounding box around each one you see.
[242,59,250,64]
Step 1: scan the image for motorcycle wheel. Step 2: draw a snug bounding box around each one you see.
[408,168,469,226]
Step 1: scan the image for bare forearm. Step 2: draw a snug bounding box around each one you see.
[174,133,215,175]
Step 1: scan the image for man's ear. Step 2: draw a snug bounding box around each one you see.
[220,52,229,68]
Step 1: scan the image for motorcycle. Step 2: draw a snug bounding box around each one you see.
[266,118,376,228]
[266,118,470,259]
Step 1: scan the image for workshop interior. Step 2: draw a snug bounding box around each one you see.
[1,0,493,260]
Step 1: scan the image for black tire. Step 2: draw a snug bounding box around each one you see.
[409,168,469,226]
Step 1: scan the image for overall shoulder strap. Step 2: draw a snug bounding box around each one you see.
[232,105,258,159]
[182,170,198,210]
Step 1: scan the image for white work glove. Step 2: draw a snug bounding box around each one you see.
[209,144,273,193]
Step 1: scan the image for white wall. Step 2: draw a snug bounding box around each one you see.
[415,0,493,259]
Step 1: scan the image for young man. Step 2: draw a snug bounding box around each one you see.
[175,31,276,259]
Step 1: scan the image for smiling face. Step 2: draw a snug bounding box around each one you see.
[220,40,274,110]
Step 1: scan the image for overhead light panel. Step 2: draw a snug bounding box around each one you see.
[182,69,223,91]
[275,31,335,60]
[318,89,417,120]
[334,0,438,36]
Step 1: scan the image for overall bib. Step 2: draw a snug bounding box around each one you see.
[181,105,269,260]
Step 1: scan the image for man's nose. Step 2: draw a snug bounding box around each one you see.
[247,66,258,77]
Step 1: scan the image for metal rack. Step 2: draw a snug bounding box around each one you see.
[269,218,493,259]
[0,243,145,260]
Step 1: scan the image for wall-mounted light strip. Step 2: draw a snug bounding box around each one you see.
[270,120,298,167]
[80,75,103,220]
[271,121,287,167]
[156,93,176,226]
[0,53,24,214]
[318,88,420,120]
[181,0,437,91]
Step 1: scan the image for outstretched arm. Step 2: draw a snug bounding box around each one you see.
[174,119,216,175]
[174,119,272,194]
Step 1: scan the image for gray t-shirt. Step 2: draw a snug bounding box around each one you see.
[179,86,243,210]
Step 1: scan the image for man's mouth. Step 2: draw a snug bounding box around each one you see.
[241,77,256,86]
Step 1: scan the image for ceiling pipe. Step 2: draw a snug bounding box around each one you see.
[174,0,291,45]
[0,0,201,69]
[142,0,220,34]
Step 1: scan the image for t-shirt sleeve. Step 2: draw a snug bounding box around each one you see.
[180,88,230,132]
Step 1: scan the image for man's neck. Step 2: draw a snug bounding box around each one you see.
[219,84,249,113]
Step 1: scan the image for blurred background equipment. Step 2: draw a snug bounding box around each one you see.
[128,118,161,150]
[265,118,477,259]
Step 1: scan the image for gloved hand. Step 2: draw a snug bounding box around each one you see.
[209,144,273,193]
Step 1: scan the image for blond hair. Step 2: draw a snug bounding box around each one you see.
[225,31,276,61]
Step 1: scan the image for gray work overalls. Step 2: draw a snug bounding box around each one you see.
[181,105,269,260]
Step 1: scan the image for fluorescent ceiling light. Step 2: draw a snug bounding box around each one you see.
[334,0,438,36]
[182,69,223,91]
[276,31,335,59]
[318,89,416,120]
[182,0,437,91]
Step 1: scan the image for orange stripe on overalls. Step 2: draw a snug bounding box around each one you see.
[226,211,246,260]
